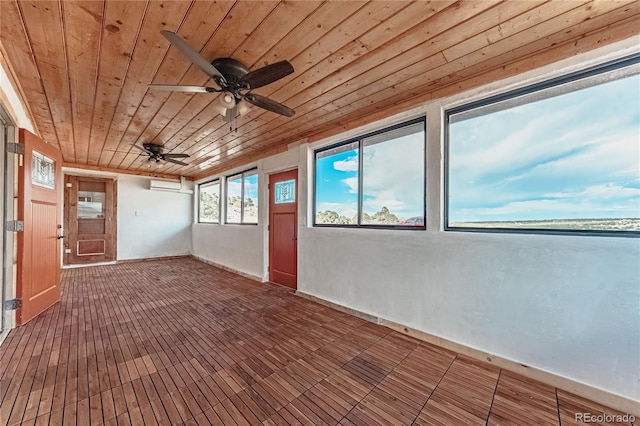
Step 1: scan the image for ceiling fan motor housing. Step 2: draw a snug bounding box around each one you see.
[212,58,250,94]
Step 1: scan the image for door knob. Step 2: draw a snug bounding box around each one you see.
[57,235,64,239]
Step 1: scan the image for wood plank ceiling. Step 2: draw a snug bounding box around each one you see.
[1,1,638,180]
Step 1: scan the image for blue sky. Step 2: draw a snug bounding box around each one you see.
[315,132,424,221]
[449,73,640,222]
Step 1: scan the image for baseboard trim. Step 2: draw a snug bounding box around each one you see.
[295,292,379,324]
[117,255,190,264]
[293,292,639,417]
[380,319,639,417]
[190,255,262,283]
[62,261,117,269]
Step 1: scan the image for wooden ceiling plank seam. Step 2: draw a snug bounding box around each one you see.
[134,3,321,171]
[88,0,150,166]
[165,2,412,161]
[62,0,106,165]
[97,0,194,168]
[1,0,58,148]
[301,14,640,153]
[13,0,71,158]
[171,0,521,174]
[193,1,420,147]
[195,0,620,171]
[156,0,436,176]
[228,1,324,68]
[424,5,640,98]
[35,0,77,162]
[97,0,190,168]
[272,5,640,156]
[5,1,636,178]
[143,0,373,174]
[274,0,587,122]
[170,0,496,173]
[106,0,200,170]
[119,0,238,172]
[78,0,105,167]
[249,0,369,71]
[0,4,44,140]
[113,0,282,172]
[121,2,288,171]
[157,0,443,175]
[124,2,272,161]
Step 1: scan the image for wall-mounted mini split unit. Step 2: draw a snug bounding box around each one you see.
[149,177,193,194]
[149,179,181,191]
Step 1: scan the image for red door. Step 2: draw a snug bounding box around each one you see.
[17,129,62,324]
[269,169,298,289]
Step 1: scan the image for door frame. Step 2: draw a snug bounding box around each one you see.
[268,168,299,289]
[63,174,118,266]
[0,106,17,340]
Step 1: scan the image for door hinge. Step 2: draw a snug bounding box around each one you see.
[6,142,25,155]
[3,299,22,310]
[5,220,24,232]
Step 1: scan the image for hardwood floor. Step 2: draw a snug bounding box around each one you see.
[0,258,634,425]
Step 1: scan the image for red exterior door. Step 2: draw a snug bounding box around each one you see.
[269,169,298,289]
[17,129,62,324]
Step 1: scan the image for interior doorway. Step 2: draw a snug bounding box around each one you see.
[268,169,298,289]
[64,175,117,265]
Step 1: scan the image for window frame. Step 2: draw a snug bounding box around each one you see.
[225,168,258,225]
[313,117,426,230]
[197,179,220,224]
[444,53,640,238]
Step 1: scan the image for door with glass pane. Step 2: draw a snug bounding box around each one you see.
[269,169,298,289]
[17,129,62,324]
[64,175,117,264]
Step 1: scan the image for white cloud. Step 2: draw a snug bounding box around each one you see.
[358,133,424,219]
[333,157,358,172]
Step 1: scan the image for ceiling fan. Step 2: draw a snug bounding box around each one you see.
[135,143,190,166]
[150,30,295,121]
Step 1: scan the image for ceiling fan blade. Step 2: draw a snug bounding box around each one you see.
[161,30,226,84]
[241,61,294,89]
[163,153,190,158]
[244,93,295,117]
[165,158,189,166]
[149,84,216,93]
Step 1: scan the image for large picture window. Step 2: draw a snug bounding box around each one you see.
[198,180,220,223]
[314,118,425,228]
[446,56,640,235]
[226,169,258,224]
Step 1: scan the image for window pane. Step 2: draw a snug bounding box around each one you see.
[32,151,55,189]
[78,190,105,219]
[199,181,219,223]
[448,72,640,232]
[315,142,359,225]
[243,171,258,223]
[226,174,242,223]
[362,123,424,226]
[275,179,296,204]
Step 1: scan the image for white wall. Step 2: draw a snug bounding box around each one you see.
[117,175,192,260]
[192,148,301,279]
[191,38,640,402]
[63,169,193,261]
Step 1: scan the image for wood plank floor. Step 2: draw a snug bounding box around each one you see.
[0,258,635,425]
